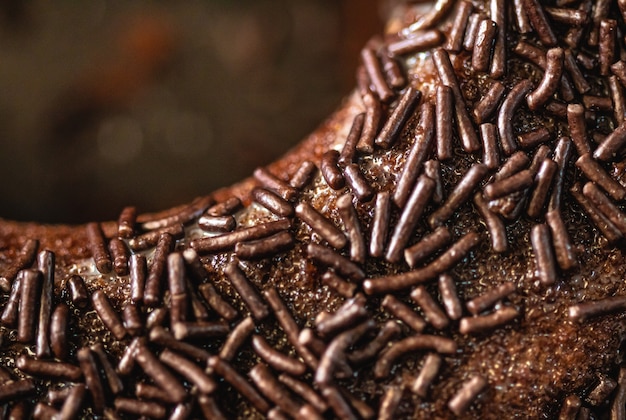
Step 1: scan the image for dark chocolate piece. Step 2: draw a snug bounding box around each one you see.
[599,19,617,76]
[77,347,105,414]
[459,306,519,334]
[387,30,443,56]
[159,349,216,394]
[474,193,508,253]
[339,113,365,167]
[114,398,166,419]
[0,238,37,291]
[498,80,532,155]
[50,303,69,360]
[225,260,269,320]
[369,191,391,258]
[517,127,550,149]
[17,269,40,343]
[192,218,291,254]
[250,363,301,418]
[144,233,174,306]
[296,202,347,250]
[252,187,294,218]
[531,224,557,285]
[344,163,374,202]
[307,243,365,281]
[279,373,327,413]
[361,47,394,103]
[523,0,557,46]
[412,353,442,397]
[150,325,211,362]
[448,376,488,416]
[357,94,382,153]
[290,161,317,190]
[438,273,463,320]
[134,343,187,403]
[472,19,497,72]
[527,159,558,219]
[236,231,294,260]
[467,282,516,315]
[382,294,426,332]
[337,194,366,263]
[91,343,124,395]
[254,167,298,201]
[252,335,307,376]
[436,85,454,161]
[410,286,449,329]
[172,321,229,340]
[16,355,81,381]
[117,206,136,238]
[594,121,626,162]
[571,183,622,243]
[375,87,422,149]
[404,226,452,268]
[474,82,505,124]
[545,209,577,271]
[569,295,626,322]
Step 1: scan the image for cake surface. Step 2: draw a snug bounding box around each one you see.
[2,0,626,418]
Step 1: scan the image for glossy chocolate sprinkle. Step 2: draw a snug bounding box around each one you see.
[404,226,452,268]
[343,163,374,202]
[524,0,558,46]
[114,398,166,419]
[517,127,550,149]
[380,49,406,89]
[361,47,394,103]
[387,30,443,56]
[337,194,366,264]
[307,243,365,281]
[58,384,86,420]
[117,205,136,239]
[466,282,516,315]
[251,365,303,419]
[394,101,435,208]
[571,182,623,243]
[474,81,505,124]
[77,347,106,414]
[127,222,183,252]
[225,260,269,321]
[207,196,242,217]
[498,79,532,155]
[191,218,291,254]
[86,222,112,274]
[424,159,444,204]
[444,1,472,53]
[549,136,573,211]
[583,182,626,235]
[159,348,216,394]
[50,303,69,360]
[198,282,239,322]
[290,160,317,190]
[253,167,298,202]
[108,237,129,276]
[412,353,442,398]
[381,294,426,332]
[489,0,506,78]
[463,13,481,51]
[576,153,626,201]
[459,306,519,334]
[410,286,449,329]
[252,334,307,376]
[91,343,124,395]
[472,19,497,73]
[150,325,211,362]
[610,75,626,126]
[16,355,82,381]
[448,375,488,416]
[141,195,212,231]
[369,191,391,258]
[17,269,40,343]
[252,187,294,218]
[599,18,617,76]
[474,193,508,253]
[375,86,421,149]
[339,113,365,167]
[92,290,127,340]
[559,394,582,419]
[436,84,454,161]
[129,253,146,304]
[527,159,558,219]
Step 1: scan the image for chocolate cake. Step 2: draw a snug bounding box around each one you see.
[2,0,626,418]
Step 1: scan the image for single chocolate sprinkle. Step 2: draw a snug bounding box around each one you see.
[167,252,186,296]
[86,222,112,274]
[195,396,225,420]
[567,104,591,156]
[16,355,81,381]
[150,326,211,362]
[460,306,519,334]
[198,282,239,321]
[466,282,516,316]
[299,328,327,358]
[404,226,452,268]
[337,194,366,264]
[253,167,298,201]
[374,335,457,379]
[529,145,551,177]
[77,347,105,414]
[448,375,488,416]
[583,182,626,235]
[339,113,365,168]
[498,79,533,155]
[344,163,374,202]
[199,214,236,232]
[612,368,626,419]
[432,48,480,152]
[143,232,174,306]
[474,82,505,124]
[563,49,590,94]
[290,160,317,190]
[514,40,547,68]
[117,337,141,376]
[387,175,435,262]
[92,290,127,340]
[438,273,463,320]
[297,202,347,250]
[207,196,242,216]
[307,243,365,281]
[599,19,617,76]
[412,353,442,398]
[117,206,136,238]
[527,159,558,219]
[361,47,394,103]
[235,231,294,260]
[484,169,533,201]
[252,335,307,377]
[34,250,53,358]
[571,182,622,242]
[142,195,212,231]
[583,94,612,111]
[369,191,391,258]
[387,30,443,56]
[225,260,269,321]
[549,137,573,211]
[523,0,558,46]
[429,164,489,227]
[531,224,557,286]
[436,85,454,161]
[316,297,368,337]
[444,1,473,53]
[50,303,69,360]
[463,13,481,51]
[357,94,382,154]
[91,342,124,395]
[472,19,497,73]
[612,60,626,88]
[209,356,271,415]
[322,271,357,300]
[424,160,444,204]
[380,50,406,89]
[114,398,166,419]
[129,254,146,304]
[610,75,626,126]
[58,384,86,420]
[122,303,142,336]
[375,87,422,149]
[527,48,564,111]
[278,373,327,413]
[366,232,480,294]
[569,295,626,322]
[474,193,508,253]
[159,348,216,394]
[47,387,72,405]
[594,121,626,162]
[518,127,551,149]
[513,0,531,33]
[107,238,129,276]
[264,287,319,370]
[218,316,255,362]
[545,209,577,271]
[17,269,40,343]
[410,286,449,329]
[489,0,506,78]
[357,65,373,99]
[0,238,37,291]
[394,102,435,208]
[130,224,182,254]
[378,385,404,420]
[187,281,212,319]
[382,294,426,332]
[252,187,294,218]
[172,321,229,340]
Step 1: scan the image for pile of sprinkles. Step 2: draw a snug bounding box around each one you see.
[6,0,626,418]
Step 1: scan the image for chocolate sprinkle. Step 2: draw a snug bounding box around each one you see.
[375,87,422,149]
[448,375,488,416]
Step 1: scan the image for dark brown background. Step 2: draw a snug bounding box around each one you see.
[0,0,382,223]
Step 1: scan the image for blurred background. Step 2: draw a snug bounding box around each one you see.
[0,0,383,223]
